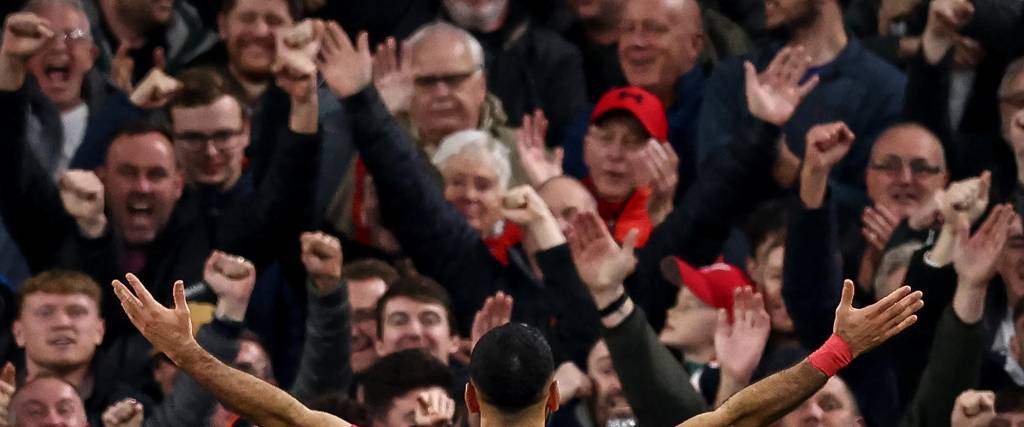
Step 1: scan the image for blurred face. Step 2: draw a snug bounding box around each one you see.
[865,126,948,219]
[236,339,273,381]
[442,0,509,33]
[584,116,649,202]
[375,386,447,427]
[538,177,598,234]
[10,378,88,427]
[441,151,504,237]
[376,297,458,365]
[25,5,97,112]
[117,0,175,30]
[218,0,294,81]
[14,293,104,373]
[349,277,388,373]
[764,0,818,31]
[99,133,184,244]
[586,341,634,426]
[775,377,863,427]
[992,412,1024,426]
[619,0,703,92]
[1000,70,1024,144]
[171,96,251,191]
[410,33,486,146]
[999,216,1024,307]
[659,287,716,351]
[569,0,624,23]
[750,244,793,333]
[152,357,178,397]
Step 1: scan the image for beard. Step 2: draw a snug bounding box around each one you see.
[443,0,509,32]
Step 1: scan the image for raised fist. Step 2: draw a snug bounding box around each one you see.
[300,231,343,292]
[203,251,256,321]
[413,389,455,427]
[951,389,996,427]
[500,185,553,226]
[1,13,54,60]
[274,19,323,103]
[102,399,144,427]
[941,171,990,226]
[130,67,182,110]
[59,170,107,238]
[804,122,855,172]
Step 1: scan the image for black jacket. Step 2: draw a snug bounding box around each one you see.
[340,86,598,364]
[0,88,319,340]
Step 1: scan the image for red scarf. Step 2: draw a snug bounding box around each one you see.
[484,221,523,266]
[583,177,653,247]
[351,157,372,245]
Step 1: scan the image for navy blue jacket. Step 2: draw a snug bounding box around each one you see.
[698,38,906,224]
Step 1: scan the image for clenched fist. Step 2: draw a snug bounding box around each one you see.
[300,232,343,293]
[102,399,144,427]
[951,390,996,427]
[130,68,183,110]
[203,251,256,322]
[59,170,107,238]
[274,19,324,103]
[1,13,53,60]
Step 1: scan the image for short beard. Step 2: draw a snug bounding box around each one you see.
[781,1,821,35]
[444,0,509,33]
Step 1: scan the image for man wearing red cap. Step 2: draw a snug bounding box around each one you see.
[583,86,677,247]
[520,85,676,247]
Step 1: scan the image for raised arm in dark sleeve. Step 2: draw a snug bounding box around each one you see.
[340,86,503,332]
[534,244,601,368]
[0,89,79,271]
[215,124,320,268]
[899,305,986,427]
[603,306,708,427]
[289,280,353,404]
[783,193,902,426]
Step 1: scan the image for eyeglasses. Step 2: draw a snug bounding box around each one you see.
[1000,92,1024,110]
[868,156,944,178]
[413,69,481,88]
[55,28,92,46]
[174,129,245,152]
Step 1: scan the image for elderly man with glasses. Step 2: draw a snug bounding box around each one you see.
[0,0,117,287]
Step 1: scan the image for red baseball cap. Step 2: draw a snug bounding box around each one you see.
[591,86,668,141]
[660,257,752,313]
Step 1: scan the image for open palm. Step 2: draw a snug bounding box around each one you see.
[745,46,820,126]
[953,204,1015,288]
[316,21,372,98]
[567,212,638,298]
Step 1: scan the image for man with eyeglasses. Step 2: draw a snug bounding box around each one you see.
[0,12,323,341]
[0,0,114,293]
[166,67,253,193]
[327,21,530,257]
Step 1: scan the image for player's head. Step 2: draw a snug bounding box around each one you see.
[467,323,558,422]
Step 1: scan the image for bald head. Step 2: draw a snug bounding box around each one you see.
[865,124,949,218]
[619,0,704,98]
[538,176,598,233]
[406,22,488,147]
[10,376,88,427]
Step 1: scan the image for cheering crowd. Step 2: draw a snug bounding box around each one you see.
[0,0,1022,425]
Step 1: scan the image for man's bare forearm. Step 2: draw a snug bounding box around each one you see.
[168,340,350,427]
[679,361,827,427]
